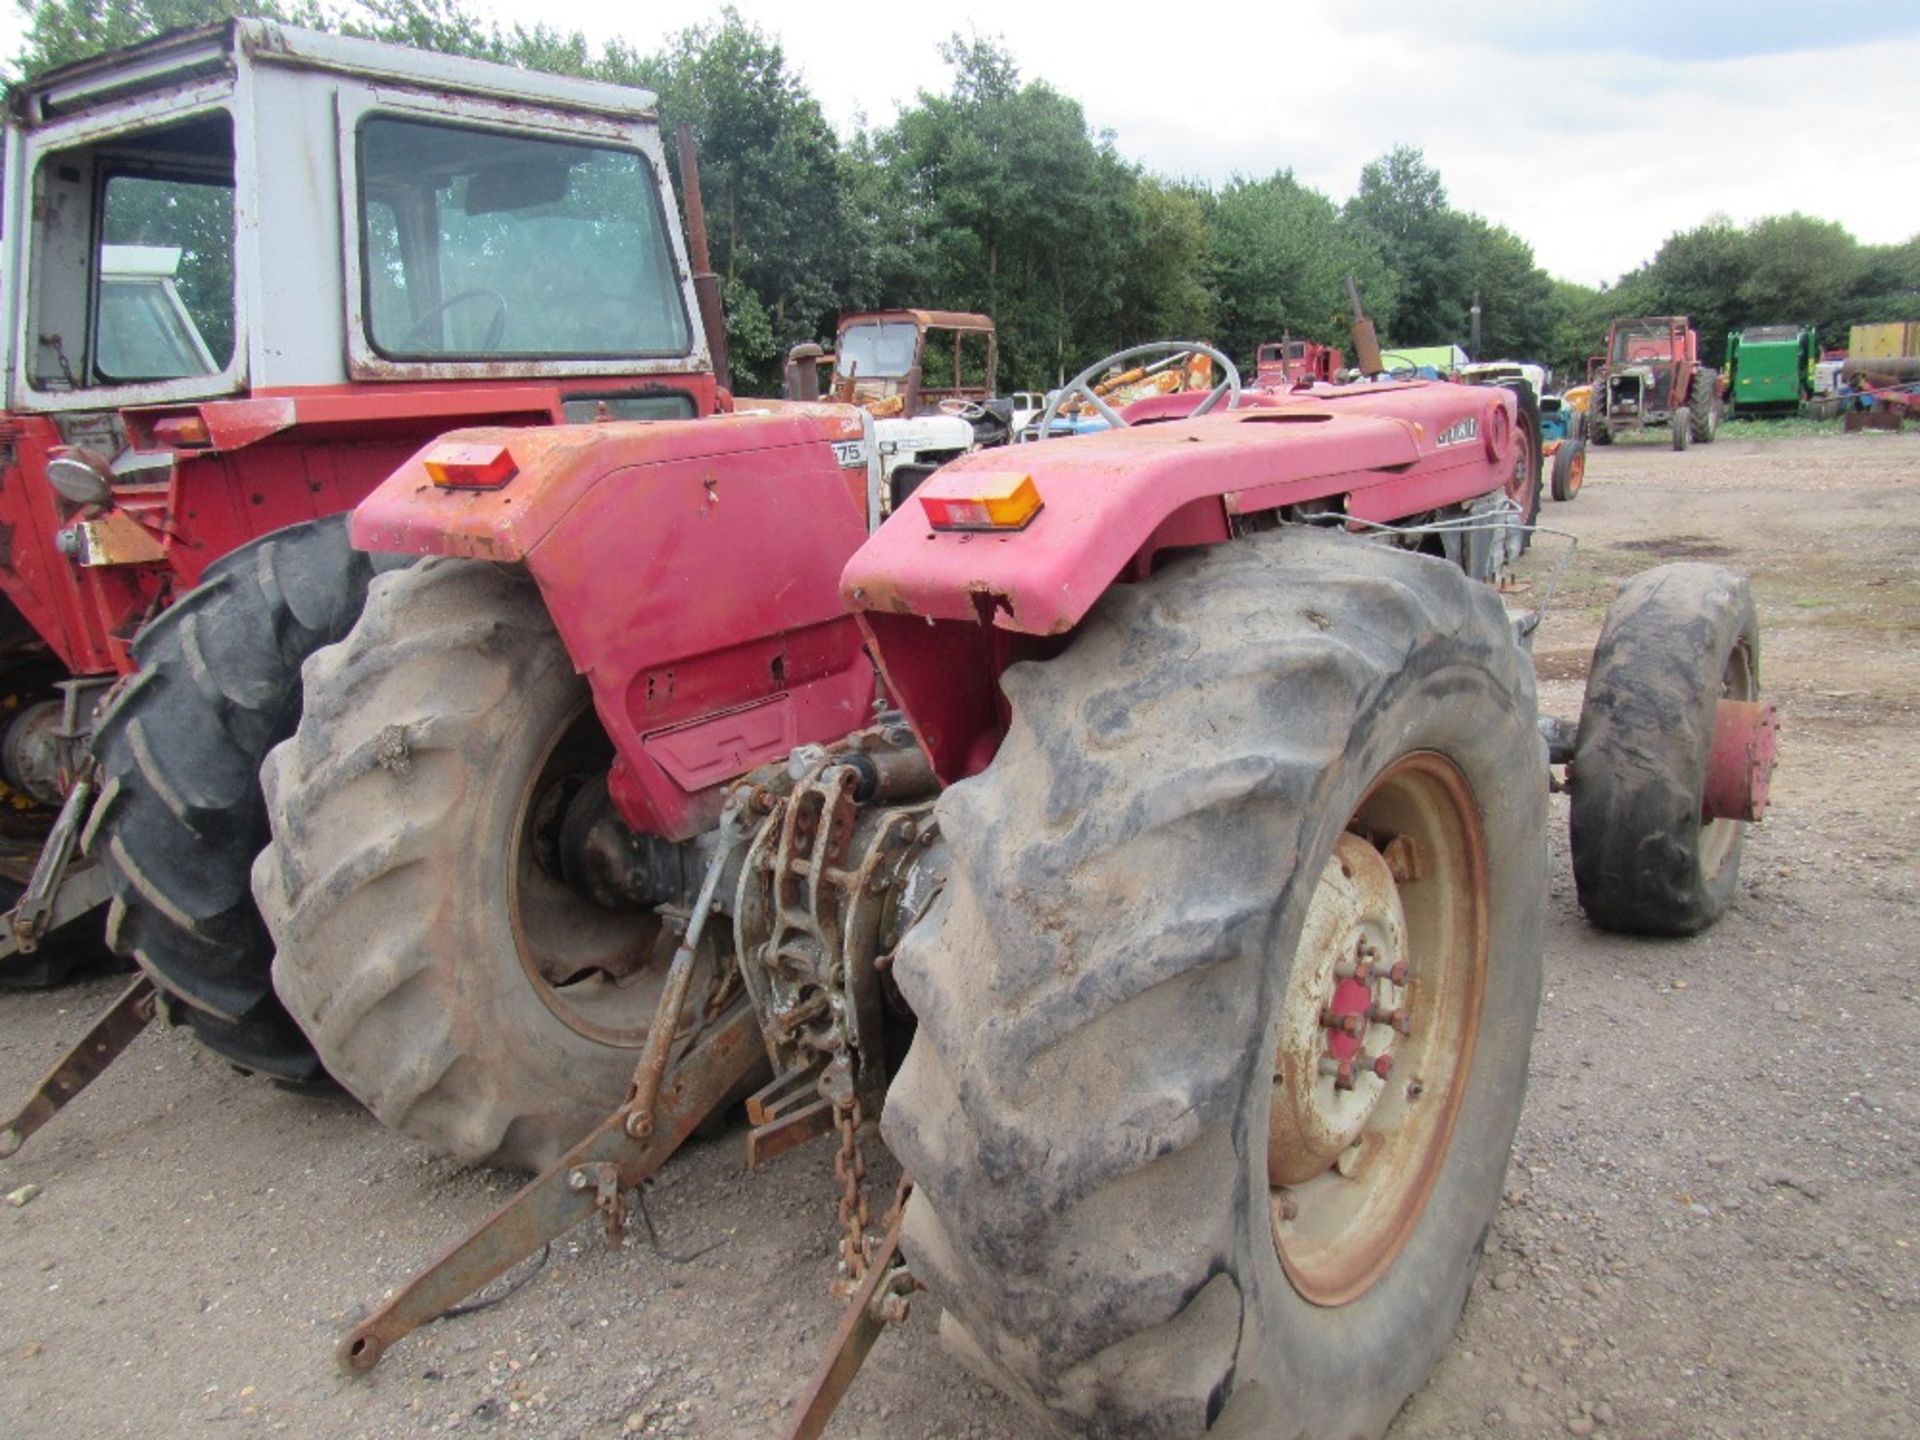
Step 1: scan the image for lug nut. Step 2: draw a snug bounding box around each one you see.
[1360,958,1410,986]
[1319,1007,1364,1037]
[1359,1052,1393,1080]
[1318,1055,1356,1090]
[1368,1004,1413,1035]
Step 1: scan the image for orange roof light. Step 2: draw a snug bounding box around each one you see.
[424,441,518,490]
[920,473,1043,532]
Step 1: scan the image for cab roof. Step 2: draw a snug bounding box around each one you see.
[9,18,658,125]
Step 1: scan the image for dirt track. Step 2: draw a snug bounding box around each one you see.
[0,431,1915,1438]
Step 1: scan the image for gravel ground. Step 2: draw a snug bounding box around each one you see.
[0,430,1914,1439]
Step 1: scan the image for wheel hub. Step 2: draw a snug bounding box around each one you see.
[1266,754,1488,1307]
[1268,833,1409,1186]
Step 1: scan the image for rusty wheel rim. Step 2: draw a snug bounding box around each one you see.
[1698,638,1756,876]
[1268,752,1489,1306]
[509,699,663,1048]
[1506,426,1537,514]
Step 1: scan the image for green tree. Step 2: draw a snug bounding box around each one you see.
[631,9,863,391]
[865,36,1139,387]
[1112,177,1216,349]
[1737,214,1862,330]
[1210,170,1396,364]
[1456,216,1555,362]
[1345,145,1471,347]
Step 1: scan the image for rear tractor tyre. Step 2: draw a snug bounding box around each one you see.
[256,559,683,1173]
[1550,438,1587,502]
[84,517,393,1078]
[882,527,1546,1438]
[1690,369,1720,443]
[1571,563,1759,937]
[1671,410,1691,451]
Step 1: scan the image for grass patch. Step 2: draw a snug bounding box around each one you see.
[1716,415,1846,440]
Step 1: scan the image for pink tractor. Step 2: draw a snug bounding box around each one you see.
[244,339,1778,1437]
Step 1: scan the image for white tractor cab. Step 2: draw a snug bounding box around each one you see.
[3,20,714,424]
[779,309,1010,516]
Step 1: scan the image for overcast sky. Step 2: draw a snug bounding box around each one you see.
[486,0,1920,287]
[8,2,1916,286]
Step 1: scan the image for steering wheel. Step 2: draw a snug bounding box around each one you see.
[938,397,989,421]
[401,288,509,351]
[1034,341,1242,440]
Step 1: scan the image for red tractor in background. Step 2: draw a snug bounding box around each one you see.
[1588,315,1722,449]
[1256,336,1345,386]
[246,334,1777,1438]
[0,23,727,1101]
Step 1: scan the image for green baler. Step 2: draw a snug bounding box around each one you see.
[1725,326,1815,415]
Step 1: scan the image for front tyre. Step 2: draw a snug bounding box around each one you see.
[1690,369,1720,443]
[882,528,1546,1438]
[1570,563,1759,937]
[1550,438,1587,502]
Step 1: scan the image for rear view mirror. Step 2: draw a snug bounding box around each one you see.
[464,161,570,215]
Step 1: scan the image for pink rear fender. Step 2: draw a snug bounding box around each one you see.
[350,407,880,840]
[841,379,1518,781]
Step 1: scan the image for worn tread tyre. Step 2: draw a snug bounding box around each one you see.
[256,559,672,1172]
[882,528,1546,1438]
[1670,409,1691,451]
[83,517,390,1077]
[1570,563,1758,937]
[1550,438,1586,502]
[1690,369,1719,443]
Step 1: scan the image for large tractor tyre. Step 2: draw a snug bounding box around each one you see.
[1550,438,1587,502]
[256,559,676,1173]
[1570,564,1758,937]
[1689,370,1720,443]
[84,516,392,1078]
[882,527,1547,1439]
[1670,409,1691,451]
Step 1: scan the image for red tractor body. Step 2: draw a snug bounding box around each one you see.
[353,405,871,841]
[352,378,1527,802]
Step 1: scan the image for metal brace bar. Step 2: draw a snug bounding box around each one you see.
[781,1187,913,1440]
[337,1002,763,1375]
[0,974,156,1158]
[0,863,111,965]
[8,772,97,954]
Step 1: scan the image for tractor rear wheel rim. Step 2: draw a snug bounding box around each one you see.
[1269,752,1489,1306]
[1699,638,1757,875]
[509,699,660,1047]
[1506,428,1536,513]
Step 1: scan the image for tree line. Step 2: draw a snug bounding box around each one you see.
[14,0,1919,391]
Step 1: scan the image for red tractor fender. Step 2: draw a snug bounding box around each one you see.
[350,406,880,840]
[843,382,1519,780]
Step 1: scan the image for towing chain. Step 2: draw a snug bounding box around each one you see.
[831,1086,872,1296]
